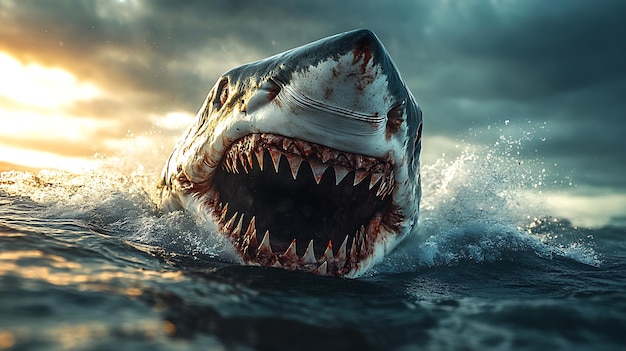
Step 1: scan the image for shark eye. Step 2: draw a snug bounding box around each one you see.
[386,102,405,135]
[265,78,281,101]
[214,78,229,110]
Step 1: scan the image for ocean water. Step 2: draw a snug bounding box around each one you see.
[1,134,625,351]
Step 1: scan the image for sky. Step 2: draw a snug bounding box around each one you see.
[0,0,625,227]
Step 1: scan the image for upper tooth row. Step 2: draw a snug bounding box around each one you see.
[222,148,394,198]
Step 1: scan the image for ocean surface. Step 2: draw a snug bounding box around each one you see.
[1,137,625,351]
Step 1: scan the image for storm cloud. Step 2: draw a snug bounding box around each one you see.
[1,0,625,221]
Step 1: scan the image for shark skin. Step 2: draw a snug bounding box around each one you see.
[159,29,423,278]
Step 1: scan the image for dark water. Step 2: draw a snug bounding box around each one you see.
[1,147,625,350]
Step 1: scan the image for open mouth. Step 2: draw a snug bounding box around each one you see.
[208,133,399,276]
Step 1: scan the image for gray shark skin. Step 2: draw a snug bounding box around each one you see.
[159,29,423,278]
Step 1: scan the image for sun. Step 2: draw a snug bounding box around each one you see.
[0,52,106,171]
[0,53,100,108]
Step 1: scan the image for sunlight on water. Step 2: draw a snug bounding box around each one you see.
[0,169,238,262]
[0,249,182,295]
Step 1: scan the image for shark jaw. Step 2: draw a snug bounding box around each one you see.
[160,29,423,278]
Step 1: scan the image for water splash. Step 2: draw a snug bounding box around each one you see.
[1,120,600,275]
[371,121,600,274]
[0,169,238,261]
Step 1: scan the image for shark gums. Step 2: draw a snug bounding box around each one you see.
[159,29,423,278]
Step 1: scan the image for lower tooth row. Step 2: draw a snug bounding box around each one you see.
[218,204,367,274]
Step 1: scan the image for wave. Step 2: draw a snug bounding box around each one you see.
[371,127,602,274]
[0,124,602,275]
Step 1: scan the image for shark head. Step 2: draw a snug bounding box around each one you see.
[159,29,423,278]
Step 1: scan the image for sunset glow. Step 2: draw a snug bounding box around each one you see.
[0,145,98,172]
[1,1,624,227]
[0,47,195,173]
[0,53,100,108]
[0,109,111,142]
[0,51,109,171]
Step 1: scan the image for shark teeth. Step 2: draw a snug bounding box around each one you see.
[282,239,298,261]
[221,134,395,199]
[314,261,327,275]
[218,204,372,276]
[336,235,348,263]
[333,165,350,185]
[285,154,303,180]
[215,133,396,276]
[353,170,369,186]
[219,202,230,222]
[233,214,244,238]
[268,147,282,173]
[224,211,238,232]
[322,240,334,263]
[302,240,317,264]
[309,161,328,184]
[257,230,272,257]
[369,172,383,190]
[254,149,265,171]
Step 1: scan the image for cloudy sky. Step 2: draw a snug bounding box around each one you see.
[0,0,624,227]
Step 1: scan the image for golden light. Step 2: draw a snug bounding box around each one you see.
[0,52,108,171]
[152,111,195,130]
[0,109,110,143]
[0,145,99,171]
[0,53,100,108]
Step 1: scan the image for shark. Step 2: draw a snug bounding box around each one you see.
[159,29,423,278]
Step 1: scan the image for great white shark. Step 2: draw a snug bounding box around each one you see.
[159,29,423,278]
